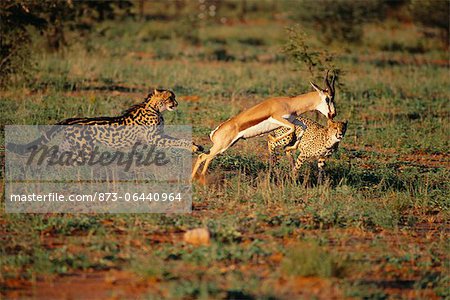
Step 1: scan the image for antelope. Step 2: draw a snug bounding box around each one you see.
[192,71,336,182]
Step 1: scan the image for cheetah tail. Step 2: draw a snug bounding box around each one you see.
[6,126,63,155]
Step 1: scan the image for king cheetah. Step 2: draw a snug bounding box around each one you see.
[7,89,203,160]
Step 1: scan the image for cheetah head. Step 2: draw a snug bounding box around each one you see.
[146,89,178,112]
[327,119,348,143]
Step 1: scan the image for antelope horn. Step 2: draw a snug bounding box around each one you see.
[324,70,332,92]
[330,70,336,94]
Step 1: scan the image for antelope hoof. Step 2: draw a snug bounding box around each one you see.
[192,144,204,153]
[198,174,207,185]
[192,172,207,185]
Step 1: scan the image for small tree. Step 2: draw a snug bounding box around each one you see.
[283,26,343,89]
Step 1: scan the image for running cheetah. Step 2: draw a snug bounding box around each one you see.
[268,116,347,183]
[7,89,203,160]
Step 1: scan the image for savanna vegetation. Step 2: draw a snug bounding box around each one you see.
[1,0,449,299]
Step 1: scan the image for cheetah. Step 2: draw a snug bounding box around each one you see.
[7,89,203,160]
[268,116,347,183]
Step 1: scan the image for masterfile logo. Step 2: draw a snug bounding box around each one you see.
[4,125,193,213]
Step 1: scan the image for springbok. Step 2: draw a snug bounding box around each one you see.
[192,71,336,182]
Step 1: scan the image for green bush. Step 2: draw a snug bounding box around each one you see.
[281,241,348,278]
[283,26,343,89]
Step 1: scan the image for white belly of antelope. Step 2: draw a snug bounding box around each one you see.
[239,117,289,139]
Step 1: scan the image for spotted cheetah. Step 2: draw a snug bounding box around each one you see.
[7,89,203,159]
[268,116,347,183]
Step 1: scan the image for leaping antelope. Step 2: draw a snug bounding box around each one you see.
[192,71,336,182]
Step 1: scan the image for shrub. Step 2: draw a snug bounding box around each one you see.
[283,26,343,89]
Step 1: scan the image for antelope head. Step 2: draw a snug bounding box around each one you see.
[310,70,336,119]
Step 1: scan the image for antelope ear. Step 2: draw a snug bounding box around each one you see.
[310,82,322,93]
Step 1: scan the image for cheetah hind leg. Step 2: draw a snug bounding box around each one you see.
[48,138,93,166]
[64,138,94,165]
[284,125,305,152]
[285,149,296,170]
[284,132,300,169]
[268,146,284,180]
[317,157,326,185]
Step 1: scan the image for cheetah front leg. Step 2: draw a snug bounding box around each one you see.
[146,132,203,153]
